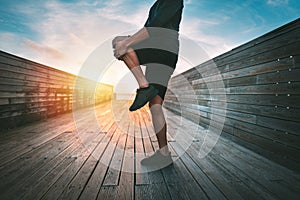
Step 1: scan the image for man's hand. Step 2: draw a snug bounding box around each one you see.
[112,28,149,60]
[113,38,129,59]
[112,36,130,49]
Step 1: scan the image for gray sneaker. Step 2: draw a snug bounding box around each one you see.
[141,150,173,169]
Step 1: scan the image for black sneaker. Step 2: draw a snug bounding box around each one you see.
[129,85,159,111]
[141,150,173,169]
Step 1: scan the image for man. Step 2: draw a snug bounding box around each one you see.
[112,0,184,168]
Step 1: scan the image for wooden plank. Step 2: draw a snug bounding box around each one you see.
[0,131,76,199]
[165,101,257,125]
[256,116,300,136]
[26,106,113,199]
[0,102,96,152]
[214,151,297,199]
[164,88,298,152]
[0,50,113,130]
[139,108,155,157]
[207,150,285,199]
[169,136,246,200]
[229,82,300,95]
[204,148,279,199]
[97,186,118,200]
[148,112,209,199]
[172,47,299,87]
[165,93,300,109]
[135,111,151,185]
[179,152,227,200]
[215,38,300,72]
[189,67,299,91]
[213,102,300,123]
[135,184,171,200]
[57,134,106,200]
[20,154,77,200]
[0,123,76,167]
[224,116,300,149]
[210,152,279,199]
[192,30,300,78]
[0,110,73,142]
[78,121,119,200]
[161,158,209,200]
[186,56,296,86]
[167,99,300,124]
[221,129,300,171]
[12,108,109,196]
[0,67,75,87]
[166,111,300,198]
[294,54,300,68]
[115,120,135,200]
[171,81,300,95]
[0,100,299,199]
[102,132,127,186]
[209,132,300,199]
[213,19,300,63]
[39,130,108,199]
[172,53,297,89]
[5,140,82,200]
[166,103,300,166]
[167,108,300,181]
[256,68,300,85]
[0,54,75,80]
[0,98,9,105]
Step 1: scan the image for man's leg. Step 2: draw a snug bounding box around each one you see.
[149,95,170,156]
[140,94,172,167]
[120,48,159,111]
[121,48,149,89]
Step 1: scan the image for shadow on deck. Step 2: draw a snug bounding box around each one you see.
[0,101,299,200]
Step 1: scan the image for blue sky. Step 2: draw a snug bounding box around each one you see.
[0,0,299,86]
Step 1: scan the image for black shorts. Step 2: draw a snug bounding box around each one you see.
[131,42,179,100]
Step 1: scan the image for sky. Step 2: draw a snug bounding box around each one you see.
[0,0,299,92]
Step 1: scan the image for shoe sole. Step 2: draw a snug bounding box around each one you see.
[141,159,173,171]
[129,89,159,111]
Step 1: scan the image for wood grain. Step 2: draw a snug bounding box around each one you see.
[165,18,300,171]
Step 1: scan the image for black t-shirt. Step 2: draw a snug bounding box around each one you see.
[144,0,184,32]
[132,0,183,53]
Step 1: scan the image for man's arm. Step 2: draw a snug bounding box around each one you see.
[126,27,149,47]
[113,27,149,59]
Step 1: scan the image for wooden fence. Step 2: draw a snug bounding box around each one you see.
[0,50,113,130]
[165,18,300,171]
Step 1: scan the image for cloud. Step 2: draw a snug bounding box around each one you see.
[0,0,237,87]
[5,1,148,77]
[185,0,193,5]
[96,0,149,28]
[267,0,289,6]
[0,32,24,55]
[24,39,65,60]
[180,16,235,60]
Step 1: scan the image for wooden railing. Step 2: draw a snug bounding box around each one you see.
[165,18,300,171]
[0,50,113,130]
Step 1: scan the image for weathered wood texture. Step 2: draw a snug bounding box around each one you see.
[0,101,299,200]
[164,18,300,171]
[0,50,113,130]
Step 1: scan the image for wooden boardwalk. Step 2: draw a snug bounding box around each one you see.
[0,101,299,200]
